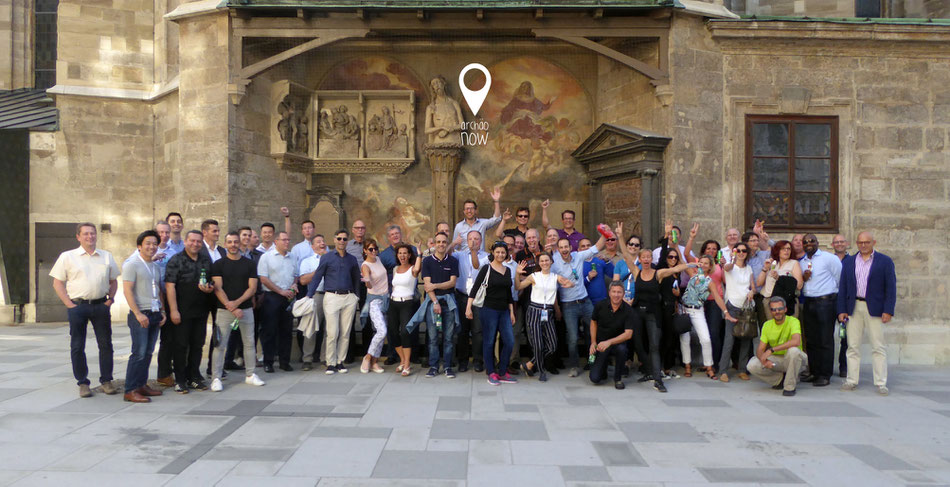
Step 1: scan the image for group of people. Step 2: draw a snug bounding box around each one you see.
[50,192,897,402]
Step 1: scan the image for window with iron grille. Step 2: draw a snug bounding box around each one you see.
[34,0,59,89]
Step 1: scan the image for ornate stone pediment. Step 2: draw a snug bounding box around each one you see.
[270,82,416,174]
[572,123,670,182]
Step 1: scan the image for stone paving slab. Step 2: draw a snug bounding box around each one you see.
[0,322,949,485]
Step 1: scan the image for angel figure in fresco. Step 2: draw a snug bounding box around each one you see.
[499,81,558,143]
[459,162,524,197]
[390,197,431,241]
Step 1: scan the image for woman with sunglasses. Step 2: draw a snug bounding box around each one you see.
[682,254,732,379]
[756,240,803,319]
[389,243,422,376]
[359,239,389,374]
[515,252,574,382]
[467,241,518,386]
[617,223,689,393]
[655,240,686,379]
[612,235,643,304]
[719,242,755,381]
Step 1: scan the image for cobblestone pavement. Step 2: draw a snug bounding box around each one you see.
[0,323,947,486]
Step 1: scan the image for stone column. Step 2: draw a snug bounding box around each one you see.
[425,146,463,228]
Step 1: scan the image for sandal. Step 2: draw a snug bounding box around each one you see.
[707,368,718,380]
[396,364,404,373]
[521,361,536,377]
[738,372,750,381]
[401,366,411,377]
[684,365,692,377]
[720,373,730,383]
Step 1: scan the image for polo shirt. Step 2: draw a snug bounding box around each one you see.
[421,253,460,296]
[592,299,638,343]
[312,250,361,294]
[453,216,503,252]
[557,228,587,252]
[760,315,802,355]
[800,249,842,297]
[257,249,298,291]
[552,247,598,302]
[453,249,489,294]
[125,244,177,284]
[255,242,275,254]
[49,247,120,300]
[164,251,213,318]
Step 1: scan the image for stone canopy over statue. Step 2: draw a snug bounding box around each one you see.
[424,75,464,149]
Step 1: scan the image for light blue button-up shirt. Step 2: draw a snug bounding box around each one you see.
[257,249,298,291]
[299,252,325,292]
[800,248,842,297]
[552,247,598,302]
[290,239,313,271]
[452,216,502,252]
[748,249,771,292]
[453,249,490,294]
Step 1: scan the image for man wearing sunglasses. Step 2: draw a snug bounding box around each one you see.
[311,229,361,374]
[502,207,531,240]
[747,296,806,396]
[799,234,842,388]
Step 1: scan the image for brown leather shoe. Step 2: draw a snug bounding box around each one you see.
[137,385,163,397]
[156,376,175,387]
[123,390,150,403]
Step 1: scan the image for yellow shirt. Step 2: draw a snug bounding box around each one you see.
[49,247,120,300]
[760,315,802,355]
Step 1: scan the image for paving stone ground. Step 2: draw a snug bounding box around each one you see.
[0,323,948,486]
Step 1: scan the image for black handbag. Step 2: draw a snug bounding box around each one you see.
[732,302,758,338]
[673,313,693,335]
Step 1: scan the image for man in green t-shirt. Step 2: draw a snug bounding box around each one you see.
[748,296,808,396]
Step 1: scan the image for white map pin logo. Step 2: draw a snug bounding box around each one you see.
[458,63,491,117]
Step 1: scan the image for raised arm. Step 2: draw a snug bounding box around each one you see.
[491,187,502,219]
[281,206,292,238]
[495,208,512,239]
[541,199,551,230]
[683,222,699,263]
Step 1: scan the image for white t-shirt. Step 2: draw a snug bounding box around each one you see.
[724,264,753,308]
[529,271,559,305]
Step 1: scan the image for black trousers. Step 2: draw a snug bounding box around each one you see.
[173,313,208,385]
[659,304,679,371]
[156,315,176,378]
[705,300,724,369]
[388,299,417,348]
[802,296,837,379]
[260,292,293,367]
[589,342,628,384]
[455,290,483,367]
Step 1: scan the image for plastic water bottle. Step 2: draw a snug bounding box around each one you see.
[435,313,443,333]
[230,318,240,331]
[588,352,596,365]
[199,269,207,287]
[839,322,847,338]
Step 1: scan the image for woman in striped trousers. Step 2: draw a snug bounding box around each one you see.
[515,253,575,382]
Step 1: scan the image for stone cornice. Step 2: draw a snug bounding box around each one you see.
[165,0,228,21]
[709,20,950,43]
[46,76,180,102]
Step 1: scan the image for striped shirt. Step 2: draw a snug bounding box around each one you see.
[854,251,875,298]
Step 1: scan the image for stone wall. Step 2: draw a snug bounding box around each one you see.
[711,20,950,363]
[0,0,32,90]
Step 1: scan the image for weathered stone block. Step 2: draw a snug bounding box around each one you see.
[859,178,891,200]
[895,178,945,201]
[926,128,946,151]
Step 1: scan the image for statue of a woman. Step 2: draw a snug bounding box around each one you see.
[424,75,464,148]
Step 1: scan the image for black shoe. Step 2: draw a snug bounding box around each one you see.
[615,381,626,390]
[545,365,559,375]
[813,377,830,387]
[302,362,313,371]
[384,356,398,366]
[520,361,535,377]
[583,363,591,371]
[638,374,654,383]
[279,363,293,372]
[175,383,189,394]
[783,388,796,396]
[425,367,438,378]
[458,362,469,373]
[801,374,817,383]
[772,373,786,389]
[473,363,485,373]
[224,361,241,371]
[189,380,208,391]
[539,371,549,382]
[654,380,667,393]
[263,364,275,373]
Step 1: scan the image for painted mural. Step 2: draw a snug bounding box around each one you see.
[318,55,592,245]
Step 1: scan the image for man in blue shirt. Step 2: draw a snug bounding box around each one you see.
[552,232,606,377]
[312,229,361,374]
[290,219,317,272]
[299,235,327,370]
[257,231,298,373]
[454,230,489,373]
[421,232,460,377]
[579,238,613,306]
[799,234,842,387]
[452,188,502,252]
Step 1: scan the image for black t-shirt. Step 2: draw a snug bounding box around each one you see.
[470,264,513,311]
[165,251,214,318]
[211,256,258,309]
[592,299,638,343]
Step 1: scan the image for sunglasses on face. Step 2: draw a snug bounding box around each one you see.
[606,238,617,242]
[734,249,748,254]
[336,237,347,241]
[628,242,641,247]
[803,239,817,244]
[517,214,529,218]
[366,248,378,252]
[667,255,678,260]
[770,307,785,312]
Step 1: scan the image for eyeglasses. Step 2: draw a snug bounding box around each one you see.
[336,237,347,241]
[516,214,529,218]
[770,307,785,312]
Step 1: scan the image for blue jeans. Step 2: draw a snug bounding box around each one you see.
[589,342,628,384]
[428,298,458,369]
[480,307,514,376]
[560,298,593,368]
[67,303,114,386]
[125,311,161,393]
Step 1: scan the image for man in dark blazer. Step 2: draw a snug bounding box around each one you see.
[837,232,896,396]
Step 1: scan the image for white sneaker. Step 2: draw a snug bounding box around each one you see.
[245,374,265,386]
[210,378,223,392]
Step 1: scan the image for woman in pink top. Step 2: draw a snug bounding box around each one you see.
[360,239,389,373]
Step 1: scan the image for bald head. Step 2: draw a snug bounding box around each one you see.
[831,234,849,256]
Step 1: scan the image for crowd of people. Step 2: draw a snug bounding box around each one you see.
[49,192,897,402]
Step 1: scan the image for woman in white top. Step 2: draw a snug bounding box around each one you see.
[388,243,422,376]
[718,242,756,382]
[514,253,574,382]
[360,239,389,374]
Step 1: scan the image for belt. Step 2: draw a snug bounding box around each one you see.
[72,297,107,305]
[683,303,702,310]
[856,297,866,302]
[391,296,415,302]
[328,290,352,295]
[560,298,588,305]
[529,302,554,309]
[807,293,837,301]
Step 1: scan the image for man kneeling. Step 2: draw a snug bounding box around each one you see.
[748,297,807,397]
[589,282,636,390]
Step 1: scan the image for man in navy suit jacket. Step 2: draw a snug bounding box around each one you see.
[837,232,896,396]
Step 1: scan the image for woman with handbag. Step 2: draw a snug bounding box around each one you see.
[682,254,733,379]
[467,241,518,386]
[756,240,803,319]
[515,253,574,382]
[719,242,756,382]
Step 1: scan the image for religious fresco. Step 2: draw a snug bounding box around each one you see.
[317,55,592,245]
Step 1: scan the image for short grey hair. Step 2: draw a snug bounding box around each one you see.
[608,281,626,292]
[387,225,402,234]
[769,296,787,308]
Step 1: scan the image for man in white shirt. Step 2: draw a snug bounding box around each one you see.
[452,188,502,252]
[299,235,328,370]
